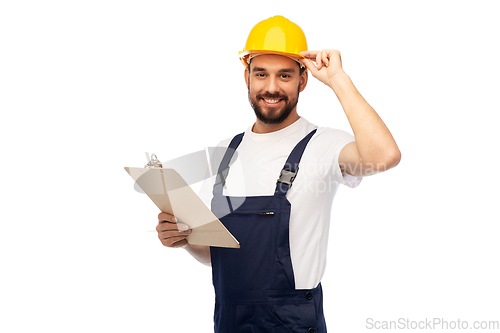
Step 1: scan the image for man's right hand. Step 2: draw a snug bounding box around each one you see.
[156,212,192,248]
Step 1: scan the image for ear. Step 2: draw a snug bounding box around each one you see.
[244,67,249,88]
[299,69,308,92]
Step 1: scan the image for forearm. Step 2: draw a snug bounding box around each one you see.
[329,71,401,168]
[183,244,211,266]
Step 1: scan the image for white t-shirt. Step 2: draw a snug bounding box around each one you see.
[200,117,361,289]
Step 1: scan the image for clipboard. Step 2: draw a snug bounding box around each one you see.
[125,154,239,248]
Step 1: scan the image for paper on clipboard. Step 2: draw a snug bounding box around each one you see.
[124,162,239,248]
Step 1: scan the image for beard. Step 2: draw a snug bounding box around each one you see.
[248,88,300,125]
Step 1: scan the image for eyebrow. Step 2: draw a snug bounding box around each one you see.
[252,67,296,73]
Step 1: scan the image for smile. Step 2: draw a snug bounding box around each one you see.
[262,98,283,106]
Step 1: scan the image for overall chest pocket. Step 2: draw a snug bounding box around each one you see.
[222,210,277,248]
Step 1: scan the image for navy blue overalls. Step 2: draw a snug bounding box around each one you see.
[210,129,327,333]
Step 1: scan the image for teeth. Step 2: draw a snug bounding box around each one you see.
[264,99,280,104]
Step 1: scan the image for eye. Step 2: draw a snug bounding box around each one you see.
[280,74,291,79]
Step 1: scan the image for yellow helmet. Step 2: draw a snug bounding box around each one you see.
[239,15,308,67]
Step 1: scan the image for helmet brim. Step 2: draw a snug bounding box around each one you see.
[238,50,305,67]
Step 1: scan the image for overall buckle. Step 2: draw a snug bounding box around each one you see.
[277,167,299,187]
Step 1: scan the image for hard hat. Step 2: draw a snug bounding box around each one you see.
[239,15,308,67]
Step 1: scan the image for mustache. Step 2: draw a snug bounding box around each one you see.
[256,92,288,100]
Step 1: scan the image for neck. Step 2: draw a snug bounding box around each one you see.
[252,111,300,134]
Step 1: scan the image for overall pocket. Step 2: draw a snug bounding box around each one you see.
[235,304,293,333]
[265,302,317,332]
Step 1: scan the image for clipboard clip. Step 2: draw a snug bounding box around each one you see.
[145,153,163,168]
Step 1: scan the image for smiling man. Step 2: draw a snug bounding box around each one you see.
[246,55,306,129]
[156,16,401,333]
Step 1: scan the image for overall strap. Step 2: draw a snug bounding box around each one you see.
[275,129,317,196]
[213,132,244,197]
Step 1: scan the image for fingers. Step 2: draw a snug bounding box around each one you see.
[156,212,192,248]
[299,51,321,70]
[158,212,177,223]
[156,220,190,232]
[300,50,337,70]
[300,50,327,70]
[315,51,322,70]
[299,57,318,75]
[321,50,329,68]
[299,54,324,80]
[157,222,192,248]
[299,50,315,59]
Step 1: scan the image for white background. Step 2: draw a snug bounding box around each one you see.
[1,0,499,332]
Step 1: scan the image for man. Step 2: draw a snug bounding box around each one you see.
[156,16,400,333]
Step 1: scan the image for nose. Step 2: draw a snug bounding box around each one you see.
[265,76,279,94]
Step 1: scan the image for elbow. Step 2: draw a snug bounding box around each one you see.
[368,148,401,174]
[382,148,401,171]
[355,147,402,176]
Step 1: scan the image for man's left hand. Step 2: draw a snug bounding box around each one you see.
[299,50,344,88]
